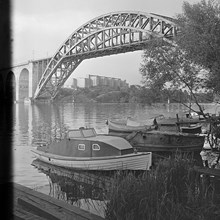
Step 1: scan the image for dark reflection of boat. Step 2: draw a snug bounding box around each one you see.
[32,159,114,217]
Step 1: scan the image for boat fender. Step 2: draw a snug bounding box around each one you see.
[153,118,158,130]
[134,148,138,154]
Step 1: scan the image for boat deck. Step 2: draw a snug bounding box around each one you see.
[14,183,105,220]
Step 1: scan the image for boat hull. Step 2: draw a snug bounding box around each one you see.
[32,149,152,171]
[107,119,154,133]
[181,125,202,134]
[125,131,205,152]
[107,118,202,134]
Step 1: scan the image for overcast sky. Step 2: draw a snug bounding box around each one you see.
[12,0,200,85]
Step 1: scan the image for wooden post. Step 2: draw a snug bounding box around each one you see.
[176,113,180,132]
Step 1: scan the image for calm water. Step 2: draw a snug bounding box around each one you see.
[12,102,218,216]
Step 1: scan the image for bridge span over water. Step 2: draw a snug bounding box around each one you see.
[0,11,179,102]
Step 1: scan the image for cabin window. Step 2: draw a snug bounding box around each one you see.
[78,144,85,151]
[92,144,100,151]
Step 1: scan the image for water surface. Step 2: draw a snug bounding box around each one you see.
[13,102,217,215]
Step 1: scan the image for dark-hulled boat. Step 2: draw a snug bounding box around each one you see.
[125,130,205,152]
[156,117,203,133]
[32,128,152,171]
[107,117,203,134]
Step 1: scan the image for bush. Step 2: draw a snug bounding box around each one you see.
[104,153,220,220]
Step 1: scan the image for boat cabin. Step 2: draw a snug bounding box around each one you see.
[38,128,134,158]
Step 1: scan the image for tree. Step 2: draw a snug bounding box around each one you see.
[139,0,220,149]
[176,0,220,93]
[139,39,206,115]
[139,0,220,115]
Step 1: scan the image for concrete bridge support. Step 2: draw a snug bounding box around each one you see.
[12,62,33,102]
[0,58,50,102]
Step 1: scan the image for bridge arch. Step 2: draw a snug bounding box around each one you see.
[18,68,29,101]
[34,11,179,99]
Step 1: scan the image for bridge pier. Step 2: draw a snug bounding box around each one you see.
[0,58,50,102]
[11,62,33,102]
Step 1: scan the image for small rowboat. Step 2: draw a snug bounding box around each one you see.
[155,115,204,133]
[180,124,202,134]
[106,118,156,133]
[32,127,152,171]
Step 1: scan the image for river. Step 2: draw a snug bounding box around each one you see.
[12,102,218,216]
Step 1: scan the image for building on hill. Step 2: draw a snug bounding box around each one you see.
[71,74,129,89]
[72,78,77,89]
[89,74,100,86]
[76,77,90,88]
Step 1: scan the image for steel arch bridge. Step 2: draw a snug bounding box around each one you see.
[34,11,179,100]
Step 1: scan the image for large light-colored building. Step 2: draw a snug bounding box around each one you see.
[89,75,100,86]
[76,77,90,88]
[71,74,129,89]
[72,78,77,89]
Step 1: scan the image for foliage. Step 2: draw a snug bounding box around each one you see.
[140,40,205,92]
[139,0,220,114]
[105,153,220,220]
[55,88,74,101]
[176,0,220,93]
[139,39,209,114]
[57,85,213,104]
[141,42,204,93]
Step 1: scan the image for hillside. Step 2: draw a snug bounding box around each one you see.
[56,85,214,104]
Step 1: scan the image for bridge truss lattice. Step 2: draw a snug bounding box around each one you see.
[34,11,179,99]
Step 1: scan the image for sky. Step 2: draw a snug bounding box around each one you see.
[12,0,200,85]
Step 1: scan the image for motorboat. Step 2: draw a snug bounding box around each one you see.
[32,127,152,171]
[125,130,205,152]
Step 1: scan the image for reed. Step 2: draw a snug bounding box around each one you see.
[104,153,220,220]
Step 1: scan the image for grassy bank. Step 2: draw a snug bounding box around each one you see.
[104,153,220,220]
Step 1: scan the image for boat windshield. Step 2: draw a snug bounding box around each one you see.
[81,129,96,137]
[68,130,83,138]
[68,128,96,138]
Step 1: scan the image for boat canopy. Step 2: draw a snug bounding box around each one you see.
[67,128,133,151]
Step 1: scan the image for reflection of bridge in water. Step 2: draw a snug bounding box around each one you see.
[1,11,179,102]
